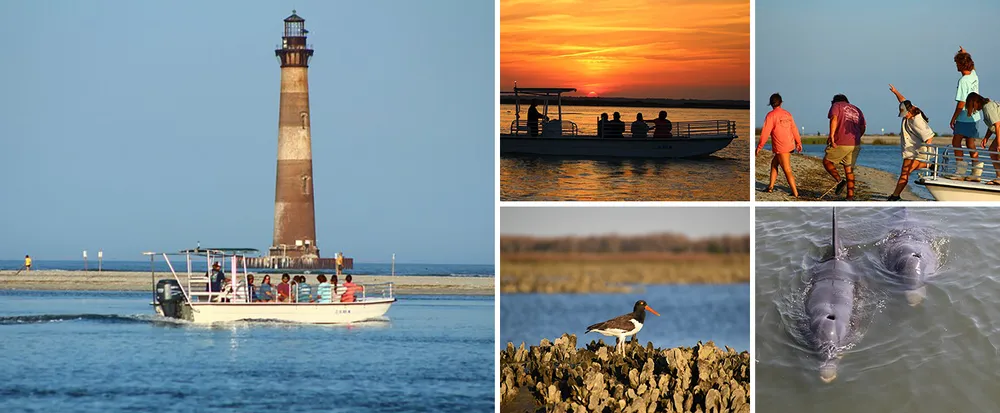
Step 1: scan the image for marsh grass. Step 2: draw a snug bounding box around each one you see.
[500,253,750,293]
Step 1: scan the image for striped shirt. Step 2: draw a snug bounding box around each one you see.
[296,283,312,303]
[316,282,332,303]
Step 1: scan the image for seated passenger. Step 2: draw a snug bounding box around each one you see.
[257,274,275,302]
[341,274,365,303]
[314,274,332,303]
[329,275,344,303]
[277,273,292,302]
[597,113,609,137]
[214,276,233,302]
[295,276,312,303]
[652,110,673,138]
[606,112,625,138]
[631,113,651,138]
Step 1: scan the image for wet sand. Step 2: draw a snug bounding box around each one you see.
[755,149,921,201]
[0,270,494,296]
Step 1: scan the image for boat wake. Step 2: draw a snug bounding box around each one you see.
[0,313,182,326]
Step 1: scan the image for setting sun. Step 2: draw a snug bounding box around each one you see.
[500,0,749,100]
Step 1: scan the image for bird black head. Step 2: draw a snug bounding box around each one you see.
[634,300,660,317]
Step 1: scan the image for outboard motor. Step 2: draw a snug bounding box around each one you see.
[155,279,186,319]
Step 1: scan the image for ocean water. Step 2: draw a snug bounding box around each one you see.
[756,207,1000,412]
[0,260,493,277]
[500,105,750,201]
[500,284,750,351]
[0,290,494,413]
[796,143,933,200]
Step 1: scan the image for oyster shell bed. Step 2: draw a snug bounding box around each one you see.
[500,334,749,413]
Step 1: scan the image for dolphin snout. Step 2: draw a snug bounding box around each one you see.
[818,359,839,383]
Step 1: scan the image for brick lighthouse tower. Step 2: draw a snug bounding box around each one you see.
[270,11,318,261]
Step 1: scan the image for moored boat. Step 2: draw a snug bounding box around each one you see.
[148,248,395,324]
[915,144,1000,201]
[500,86,739,158]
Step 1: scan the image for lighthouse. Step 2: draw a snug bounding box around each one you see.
[271,11,318,260]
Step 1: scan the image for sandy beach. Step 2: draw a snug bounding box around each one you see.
[755,148,921,201]
[0,270,494,296]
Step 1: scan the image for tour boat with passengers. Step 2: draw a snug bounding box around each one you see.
[147,247,396,324]
[500,86,739,158]
[915,143,1000,201]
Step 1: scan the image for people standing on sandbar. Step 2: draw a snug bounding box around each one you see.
[887,84,935,201]
[824,94,866,201]
[527,99,547,137]
[756,93,802,198]
[949,46,983,181]
[24,255,31,272]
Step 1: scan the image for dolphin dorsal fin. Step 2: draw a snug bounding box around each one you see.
[832,208,844,258]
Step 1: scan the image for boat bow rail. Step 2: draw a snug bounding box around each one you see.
[915,143,1000,201]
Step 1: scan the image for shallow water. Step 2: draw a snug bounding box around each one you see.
[500,284,750,351]
[0,290,493,413]
[756,207,1000,412]
[500,105,750,201]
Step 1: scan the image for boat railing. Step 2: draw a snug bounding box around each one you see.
[359,282,394,301]
[918,143,1000,182]
[598,119,737,139]
[507,119,579,136]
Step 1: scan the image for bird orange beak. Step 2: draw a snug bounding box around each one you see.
[645,305,660,316]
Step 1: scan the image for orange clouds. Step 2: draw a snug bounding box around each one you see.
[500,0,749,100]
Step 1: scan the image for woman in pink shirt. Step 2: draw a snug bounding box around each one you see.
[756,93,803,197]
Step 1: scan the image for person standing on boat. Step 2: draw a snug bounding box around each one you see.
[527,99,547,137]
[966,92,1000,185]
[652,111,672,138]
[887,84,935,201]
[949,46,983,181]
[631,113,650,138]
[605,112,625,138]
[209,262,225,293]
[823,94,866,201]
[756,93,802,197]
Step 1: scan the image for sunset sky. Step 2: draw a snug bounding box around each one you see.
[500,0,749,100]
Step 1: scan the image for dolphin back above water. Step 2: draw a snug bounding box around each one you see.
[805,208,858,383]
[881,208,938,306]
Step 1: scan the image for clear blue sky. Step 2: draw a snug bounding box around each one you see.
[0,1,494,264]
[499,207,750,237]
[756,0,1000,136]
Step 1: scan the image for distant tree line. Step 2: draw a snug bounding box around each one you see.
[500,233,750,254]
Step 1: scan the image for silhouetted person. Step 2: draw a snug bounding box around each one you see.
[653,110,673,138]
[597,113,609,137]
[527,99,547,137]
[605,112,625,138]
[631,113,650,138]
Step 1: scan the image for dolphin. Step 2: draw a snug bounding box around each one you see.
[805,208,858,383]
[880,208,938,306]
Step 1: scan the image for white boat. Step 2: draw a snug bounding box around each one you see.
[915,144,1000,201]
[500,86,739,158]
[147,248,396,324]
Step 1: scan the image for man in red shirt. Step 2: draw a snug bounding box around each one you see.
[823,94,866,200]
[341,274,365,303]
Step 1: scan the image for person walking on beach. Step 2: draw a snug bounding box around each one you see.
[949,46,983,181]
[652,110,673,138]
[631,113,650,138]
[965,92,1000,184]
[527,99,547,137]
[823,94,866,200]
[888,84,935,201]
[336,252,344,276]
[756,93,803,197]
[23,255,31,272]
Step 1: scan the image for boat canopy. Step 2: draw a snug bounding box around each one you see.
[502,85,578,122]
[504,87,577,95]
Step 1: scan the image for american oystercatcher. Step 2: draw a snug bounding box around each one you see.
[585,300,660,355]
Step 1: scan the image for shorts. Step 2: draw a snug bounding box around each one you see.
[824,145,861,166]
[954,121,980,138]
[902,144,932,162]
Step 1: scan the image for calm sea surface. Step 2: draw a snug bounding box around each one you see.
[0,260,493,277]
[500,105,750,201]
[501,284,750,351]
[756,207,1000,412]
[0,291,494,413]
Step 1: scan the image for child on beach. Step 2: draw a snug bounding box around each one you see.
[756,93,803,197]
[887,84,935,200]
[949,46,983,181]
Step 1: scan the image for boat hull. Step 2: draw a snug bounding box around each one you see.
[500,135,736,158]
[154,299,396,324]
[917,177,1000,201]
